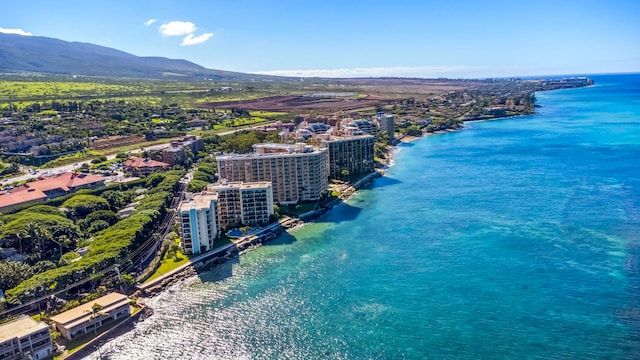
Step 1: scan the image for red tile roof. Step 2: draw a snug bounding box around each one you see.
[0,172,104,211]
[124,156,169,169]
[25,172,105,193]
[0,188,47,210]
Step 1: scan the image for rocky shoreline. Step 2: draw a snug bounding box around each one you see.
[132,109,535,301]
[133,170,384,299]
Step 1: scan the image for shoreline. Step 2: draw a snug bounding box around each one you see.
[82,110,534,357]
[136,107,539,298]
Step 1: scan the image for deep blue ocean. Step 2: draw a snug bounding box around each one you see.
[95,74,640,359]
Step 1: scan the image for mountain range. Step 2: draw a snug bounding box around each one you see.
[0,33,275,81]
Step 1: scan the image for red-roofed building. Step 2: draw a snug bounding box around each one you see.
[0,172,105,213]
[124,156,170,176]
[0,188,47,213]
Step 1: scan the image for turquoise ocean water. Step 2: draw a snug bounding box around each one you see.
[95,74,640,359]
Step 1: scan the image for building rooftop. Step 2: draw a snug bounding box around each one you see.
[319,134,375,142]
[217,143,325,160]
[26,172,104,193]
[179,192,219,212]
[49,292,129,329]
[208,181,272,190]
[124,156,169,168]
[0,187,47,210]
[0,315,49,343]
[0,172,104,211]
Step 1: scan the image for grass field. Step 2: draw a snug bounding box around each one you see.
[144,250,191,284]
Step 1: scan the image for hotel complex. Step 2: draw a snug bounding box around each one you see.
[319,135,375,179]
[217,143,328,204]
[180,136,376,254]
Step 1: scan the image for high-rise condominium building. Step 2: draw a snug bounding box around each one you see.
[319,135,375,179]
[217,143,328,205]
[378,114,395,140]
[207,181,274,230]
[178,193,220,254]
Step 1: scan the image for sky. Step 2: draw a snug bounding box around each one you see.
[1,0,639,78]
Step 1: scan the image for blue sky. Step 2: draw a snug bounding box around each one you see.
[2,0,639,78]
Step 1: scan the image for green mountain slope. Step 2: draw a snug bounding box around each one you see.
[0,33,271,80]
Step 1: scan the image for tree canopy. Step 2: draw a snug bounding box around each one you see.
[62,194,110,218]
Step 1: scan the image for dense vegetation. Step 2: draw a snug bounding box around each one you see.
[0,171,184,304]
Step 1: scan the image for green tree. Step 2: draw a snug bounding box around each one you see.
[187,179,209,192]
[62,195,110,219]
[85,303,108,336]
[0,262,33,290]
[192,170,214,183]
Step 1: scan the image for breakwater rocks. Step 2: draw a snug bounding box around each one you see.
[137,217,303,298]
[136,171,382,298]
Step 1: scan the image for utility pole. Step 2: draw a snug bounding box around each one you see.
[114,265,123,293]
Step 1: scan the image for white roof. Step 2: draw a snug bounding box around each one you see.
[0,316,48,343]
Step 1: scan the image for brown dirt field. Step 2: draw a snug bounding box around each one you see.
[196,95,388,112]
[195,79,482,112]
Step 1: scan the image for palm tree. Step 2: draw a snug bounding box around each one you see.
[85,303,109,337]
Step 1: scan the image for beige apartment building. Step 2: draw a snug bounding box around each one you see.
[319,135,375,179]
[216,143,328,205]
[0,316,53,360]
[49,292,131,341]
[208,182,274,230]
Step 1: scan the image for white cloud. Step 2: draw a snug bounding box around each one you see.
[181,33,213,46]
[0,27,32,36]
[144,19,157,26]
[159,21,197,36]
[157,20,213,45]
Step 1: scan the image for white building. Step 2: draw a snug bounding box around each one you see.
[341,119,378,137]
[178,192,220,254]
[207,182,274,230]
[0,316,53,360]
[217,143,328,205]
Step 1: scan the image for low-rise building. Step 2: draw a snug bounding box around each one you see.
[123,156,170,176]
[0,172,105,213]
[161,135,204,165]
[178,192,220,254]
[319,135,375,179]
[208,181,274,230]
[0,316,53,360]
[342,119,378,136]
[49,292,131,341]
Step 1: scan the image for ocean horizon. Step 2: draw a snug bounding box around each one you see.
[93,73,640,359]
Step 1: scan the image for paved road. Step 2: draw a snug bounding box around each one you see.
[1,123,276,186]
[1,143,175,185]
